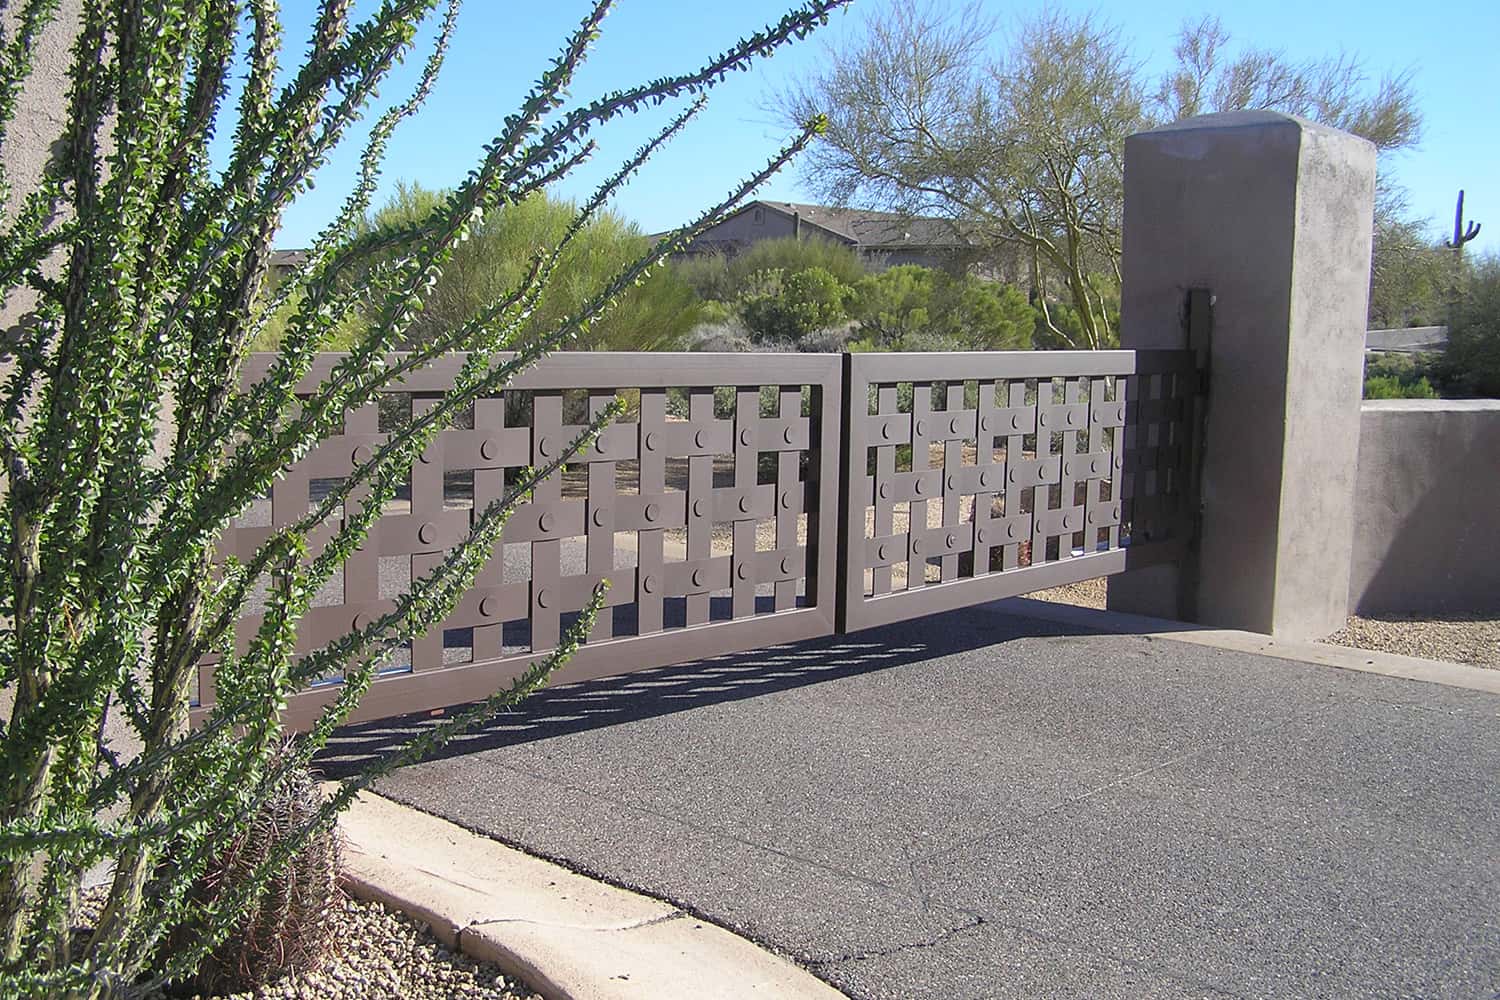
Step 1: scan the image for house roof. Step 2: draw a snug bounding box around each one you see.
[268,249,310,271]
[755,201,965,249]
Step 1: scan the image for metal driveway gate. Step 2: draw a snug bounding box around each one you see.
[192,346,1204,730]
[195,352,842,729]
[837,349,1202,632]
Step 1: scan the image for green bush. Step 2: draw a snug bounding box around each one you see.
[675,235,867,311]
[850,265,1035,351]
[738,266,853,343]
[1441,255,1500,398]
[1364,373,1438,399]
[254,185,704,353]
[1363,352,1444,399]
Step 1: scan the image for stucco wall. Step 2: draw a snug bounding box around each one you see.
[1350,400,1500,615]
[1,1,82,332]
[695,206,806,247]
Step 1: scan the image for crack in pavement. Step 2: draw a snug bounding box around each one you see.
[803,913,988,968]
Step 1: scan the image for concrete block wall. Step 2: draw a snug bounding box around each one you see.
[1350,400,1500,616]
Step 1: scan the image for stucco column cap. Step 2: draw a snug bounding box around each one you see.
[1130,109,1375,152]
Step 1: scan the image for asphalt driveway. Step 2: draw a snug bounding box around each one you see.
[328,603,1500,1000]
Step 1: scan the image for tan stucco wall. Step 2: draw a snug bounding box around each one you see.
[1,1,81,332]
[1349,400,1500,615]
[696,205,806,247]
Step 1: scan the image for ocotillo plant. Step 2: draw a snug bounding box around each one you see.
[0,2,844,997]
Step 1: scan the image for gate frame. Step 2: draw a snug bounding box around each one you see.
[193,352,844,730]
[835,348,1203,634]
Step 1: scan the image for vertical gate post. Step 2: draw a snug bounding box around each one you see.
[1106,111,1376,639]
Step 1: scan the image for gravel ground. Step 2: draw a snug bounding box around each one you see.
[1325,613,1500,669]
[1023,573,1500,670]
[84,892,540,1000]
[1026,575,1108,609]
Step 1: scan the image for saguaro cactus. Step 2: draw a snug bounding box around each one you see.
[1446,190,1482,252]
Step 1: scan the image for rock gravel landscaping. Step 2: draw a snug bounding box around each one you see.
[88,891,542,1000]
[1325,613,1500,669]
[1027,574,1499,669]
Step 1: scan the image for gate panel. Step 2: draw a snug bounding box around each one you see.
[193,353,842,730]
[838,350,1202,633]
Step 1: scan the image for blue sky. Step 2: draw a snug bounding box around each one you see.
[272,0,1498,255]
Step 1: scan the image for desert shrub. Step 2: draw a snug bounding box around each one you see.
[0,2,841,997]
[738,266,853,344]
[1364,373,1438,399]
[1363,353,1443,399]
[1440,255,1500,398]
[850,265,1036,351]
[253,187,704,353]
[676,235,866,301]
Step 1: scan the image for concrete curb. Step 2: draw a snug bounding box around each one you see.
[336,790,849,1000]
[993,597,1500,695]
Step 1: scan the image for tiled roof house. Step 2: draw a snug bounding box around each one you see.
[673,200,972,272]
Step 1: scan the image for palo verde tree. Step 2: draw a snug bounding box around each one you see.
[778,4,1423,349]
[0,1,843,997]
[267,181,706,353]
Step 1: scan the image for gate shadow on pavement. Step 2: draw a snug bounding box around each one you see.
[315,605,1079,779]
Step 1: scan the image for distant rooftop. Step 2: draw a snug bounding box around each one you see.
[756,201,966,249]
[1366,326,1448,353]
[268,249,309,271]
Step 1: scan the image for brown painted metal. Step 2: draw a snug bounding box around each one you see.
[837,350,1203,633]
[195,346,1204,732]
[193,352,843,730]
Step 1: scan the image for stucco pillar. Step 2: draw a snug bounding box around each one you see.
[1106,111,1376,639]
